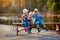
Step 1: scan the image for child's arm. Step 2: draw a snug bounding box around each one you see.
[28,15,31,19]
[21,14,25,20]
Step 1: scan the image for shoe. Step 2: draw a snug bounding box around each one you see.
[38,28,41,33]
[24,27,29,32]
[45,27,48,31]
[57,31,59,34]
[59,31,60,35]
[28,31,32,34]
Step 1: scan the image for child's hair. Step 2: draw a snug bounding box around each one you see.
[29,12,33,15]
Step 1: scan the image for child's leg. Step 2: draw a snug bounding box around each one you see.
[27,22,32,33]
[36,25,41,33]
[41,21,48,31]
[23,22,28,32]
[28,27,32,33]
[43,25,48,31]
[36,21,41,33]
[56,25,59,34]
[30,27,32,32]
[59,26,60,34]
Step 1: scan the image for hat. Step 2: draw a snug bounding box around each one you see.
[34,8,38,12]
[23,8,28,13]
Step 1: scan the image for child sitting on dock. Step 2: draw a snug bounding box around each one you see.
[21,8,29,32]
[33,8,48,33]
[27,12,33,33]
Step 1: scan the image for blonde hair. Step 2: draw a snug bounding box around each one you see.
[29,12,33,15]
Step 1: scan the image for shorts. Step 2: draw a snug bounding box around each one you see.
[35,20,44,27]
[23,21,27,27]
[27,21,31,27]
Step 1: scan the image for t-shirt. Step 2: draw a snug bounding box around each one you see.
[34,13,43,21]
[22,15,28,22]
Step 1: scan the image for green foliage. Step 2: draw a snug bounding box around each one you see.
[54,0,60,11]
[52,2,56,11]
[47,0,60,12]
[46,24,55,30]
[47,0,55,11]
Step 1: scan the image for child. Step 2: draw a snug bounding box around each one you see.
[27,12,33,33]
[33,8,48,33]
[56,16,60,34]
[21,8,29,32]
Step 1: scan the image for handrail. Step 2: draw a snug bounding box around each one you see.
[13,22,60,25]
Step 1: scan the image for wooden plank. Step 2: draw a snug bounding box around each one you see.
[13,22,60,35]
[13,22,60,25]
[45,22,60,24]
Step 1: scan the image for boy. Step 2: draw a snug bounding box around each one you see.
[33,8,48,33]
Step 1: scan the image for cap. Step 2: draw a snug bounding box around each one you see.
[34,8,38,12]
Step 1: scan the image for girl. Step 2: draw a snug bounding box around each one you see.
[22,8,29,32]
[27,12,33,33]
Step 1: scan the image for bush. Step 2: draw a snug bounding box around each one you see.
[46,24,56,30]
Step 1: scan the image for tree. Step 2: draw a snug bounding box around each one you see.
[8,7,18,13]
[53,0,60,11]
[47,0,60,12]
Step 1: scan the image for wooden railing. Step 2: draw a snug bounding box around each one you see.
[13,22,60,35]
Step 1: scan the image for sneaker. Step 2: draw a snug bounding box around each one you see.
[45,27,48,31]
[27,31,32,34]
[24,27,29,32]
[38,29,41,33]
